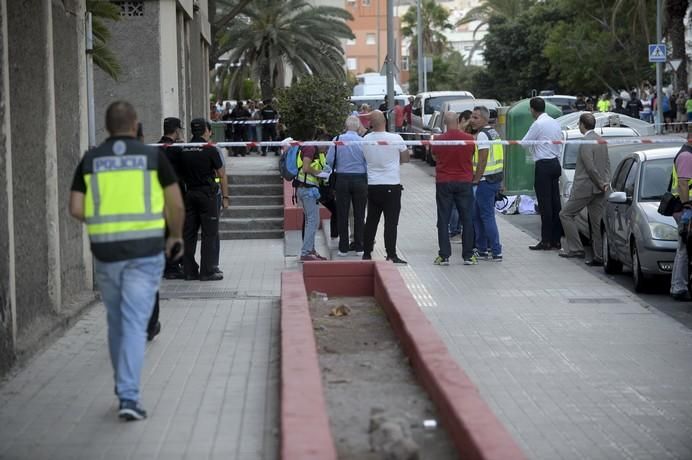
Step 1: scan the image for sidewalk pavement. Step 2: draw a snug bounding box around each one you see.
[388,161,692,460]
[2,155,692,459]
[0,238,285,460]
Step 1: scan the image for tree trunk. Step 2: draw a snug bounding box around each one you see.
[666,0,689,93]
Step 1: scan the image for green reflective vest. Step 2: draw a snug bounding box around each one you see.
[296,150,327,187]
[473,127,504,177]
[82,137,165,261]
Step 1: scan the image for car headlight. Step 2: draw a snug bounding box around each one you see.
[649,222,677,241]
[562,181,572,198]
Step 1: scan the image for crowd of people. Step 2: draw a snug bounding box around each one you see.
[210,98,283,157]
[576,89,692,132]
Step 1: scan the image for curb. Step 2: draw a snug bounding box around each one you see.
[289,260,526,460]
[280,271,337,460]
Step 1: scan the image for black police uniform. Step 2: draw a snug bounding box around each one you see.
[260,103,278,156]
[178,128,224,280]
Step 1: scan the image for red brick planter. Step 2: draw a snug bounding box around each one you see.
[280,261,526,460]
[282,180,331,231]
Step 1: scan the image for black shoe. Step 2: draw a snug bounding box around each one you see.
[386,256,408,265]
[671,291,690,301]
[184,273,199,281]
[558,250,585,258]
[552,242,562,250]
[214,267,223,275]
[349,241,357,251]
[261,152,267,157]
[163,270,185,280]
[529,241,552,250]
[147,321,161,342]
[200,272,223,281]
[362,253,372,260]
[118,399,147,421]
[585,259,603,267]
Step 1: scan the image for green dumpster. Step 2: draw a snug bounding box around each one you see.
[211,122,225,143]
[504,99,562,195]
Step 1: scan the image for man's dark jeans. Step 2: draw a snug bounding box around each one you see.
[335,173,368,253]
[364,184,402,258]
[436,181,474,260]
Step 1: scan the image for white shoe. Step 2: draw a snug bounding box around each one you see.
[337,251,349,257]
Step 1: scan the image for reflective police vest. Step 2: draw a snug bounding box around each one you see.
[82,138,165,261]
[473,127,504,177]
[296,150,327,187]
[671,147,692,197]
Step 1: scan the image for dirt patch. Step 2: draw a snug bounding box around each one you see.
[310,294,457,460]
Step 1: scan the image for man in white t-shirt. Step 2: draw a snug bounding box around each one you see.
[361,110,410,264]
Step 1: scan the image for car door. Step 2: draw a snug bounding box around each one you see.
[618,159,640,264]
[607,158,634,258]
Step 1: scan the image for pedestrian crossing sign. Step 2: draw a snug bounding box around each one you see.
[648,44,666,63]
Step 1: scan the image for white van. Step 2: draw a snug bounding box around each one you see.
[352,72,404,96]
[349,95,410,112]
[410,91,475,134]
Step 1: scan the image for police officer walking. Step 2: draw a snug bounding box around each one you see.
[178,118,228,281]
[69,101,185,420]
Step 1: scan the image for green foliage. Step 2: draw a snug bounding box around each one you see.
[240,79,259,100]
[401,0,453,59]
[217,0,355,100]
[276,76,351,140]
[86,0,121,80]
[543,0,655,94]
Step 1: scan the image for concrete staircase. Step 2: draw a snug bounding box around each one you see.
[220,172,284,240]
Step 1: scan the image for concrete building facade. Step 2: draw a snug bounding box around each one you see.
[0,0,210,375]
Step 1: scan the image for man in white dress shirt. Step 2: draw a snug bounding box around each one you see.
[522,97,563,250]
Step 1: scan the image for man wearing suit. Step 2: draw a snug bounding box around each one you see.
[558,113,611,264]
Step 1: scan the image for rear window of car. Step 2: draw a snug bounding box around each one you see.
[639,158,673,201]
[425,95,473,114]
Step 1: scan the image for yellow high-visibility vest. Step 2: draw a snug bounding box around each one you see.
[597,99,610,112]
[83,138,165,260]
[473,128,504,176]
[296,150,326,187]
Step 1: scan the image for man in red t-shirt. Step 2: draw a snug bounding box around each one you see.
[431,111,476,265]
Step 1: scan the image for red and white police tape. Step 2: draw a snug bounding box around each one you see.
[149,137,687,148]
[211,119,280,124]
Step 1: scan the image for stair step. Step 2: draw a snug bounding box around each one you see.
[230,195,283,206]
[220,229,283,240]
[219,217,283,231]
[228,173,281,185]
[228,184,283,196]
[223,205,283,219]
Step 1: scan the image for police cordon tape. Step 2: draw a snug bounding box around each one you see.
[211,119,280,124]
[150,137,687,148]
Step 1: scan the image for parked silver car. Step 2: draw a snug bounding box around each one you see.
[602,148,679,291]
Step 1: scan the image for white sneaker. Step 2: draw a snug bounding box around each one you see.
[337,251,349,257]
[355,251,364,256]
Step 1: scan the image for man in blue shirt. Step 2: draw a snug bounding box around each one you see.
[327,115,368,256]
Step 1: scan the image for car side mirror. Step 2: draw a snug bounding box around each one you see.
[607,191,628,204]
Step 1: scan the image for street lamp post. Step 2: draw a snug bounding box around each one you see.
[386,0,395,132]
[656,0,663,135]
[416,0,423,93]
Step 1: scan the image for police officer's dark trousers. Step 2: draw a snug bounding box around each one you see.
[183,187,219,277]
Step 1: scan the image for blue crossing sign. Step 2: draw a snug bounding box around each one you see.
[649,44,666,63]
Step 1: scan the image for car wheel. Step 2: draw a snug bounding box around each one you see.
[602,229,622,274]
[631,241,648,292]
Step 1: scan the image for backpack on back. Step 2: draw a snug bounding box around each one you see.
[279,145,301,181]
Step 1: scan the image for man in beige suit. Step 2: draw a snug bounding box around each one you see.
[559,113,611,264]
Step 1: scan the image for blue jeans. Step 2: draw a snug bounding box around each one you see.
[436,182,474,259]
[473,180,502,255]
[298,186,320,256]
[448,207,461,236]
[94,253,164,402]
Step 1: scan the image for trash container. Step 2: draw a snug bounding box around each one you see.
[504,99,562,194]
[210,122,225,143]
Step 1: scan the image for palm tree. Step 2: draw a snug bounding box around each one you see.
[216,0,354,100]
[665,0,689,92]
[401,0,453,59]
[86,0,121,80]
[455,0,532,63]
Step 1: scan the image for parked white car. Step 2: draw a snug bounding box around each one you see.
[556,111,655,136]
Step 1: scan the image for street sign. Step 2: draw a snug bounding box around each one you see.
[424,56,433,73]
[670,59,683,71]
[648,44,666,63]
